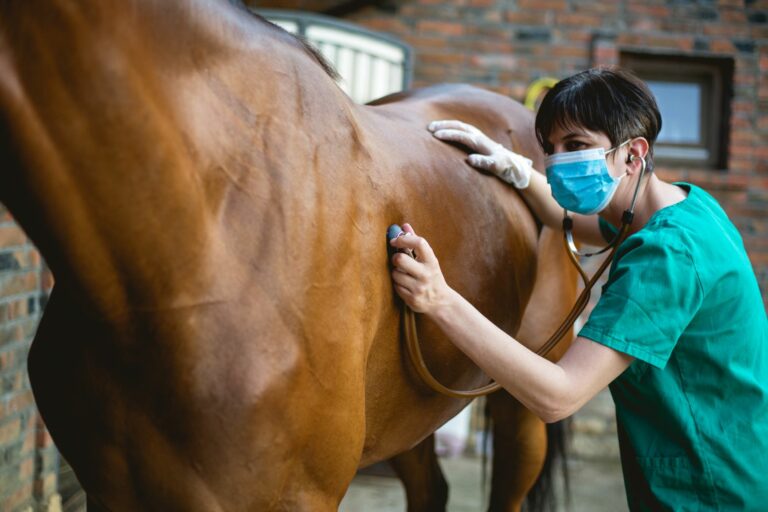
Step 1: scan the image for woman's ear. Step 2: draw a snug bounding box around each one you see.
[625,137,649,175]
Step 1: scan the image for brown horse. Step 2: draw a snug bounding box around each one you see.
[1,1,564,509]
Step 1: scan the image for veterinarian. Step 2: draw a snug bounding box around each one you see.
[389,68,768,510]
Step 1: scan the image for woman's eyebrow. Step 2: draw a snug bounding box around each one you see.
[562,131,590,140]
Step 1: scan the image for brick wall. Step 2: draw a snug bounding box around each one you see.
[326,0,768,304]
[0,203,60,512]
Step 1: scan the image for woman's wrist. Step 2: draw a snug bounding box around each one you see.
[430,286,463,327]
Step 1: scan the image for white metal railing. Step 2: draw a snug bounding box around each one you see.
[254,9,412,104]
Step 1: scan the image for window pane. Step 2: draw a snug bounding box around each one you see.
[647,81,702,145]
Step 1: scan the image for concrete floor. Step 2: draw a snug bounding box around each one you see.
[340,455,628,512]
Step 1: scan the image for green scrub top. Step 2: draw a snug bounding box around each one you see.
[579,183,768,511]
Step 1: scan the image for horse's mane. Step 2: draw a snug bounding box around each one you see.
[230,0,340,82]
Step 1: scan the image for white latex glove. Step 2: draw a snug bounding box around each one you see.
[428,120,533,189]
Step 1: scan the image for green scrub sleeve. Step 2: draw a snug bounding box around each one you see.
[579,231,704,369]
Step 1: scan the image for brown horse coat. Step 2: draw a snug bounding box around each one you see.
[0,2,554,509]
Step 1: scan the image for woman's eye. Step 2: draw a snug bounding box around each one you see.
[565,141,586,151]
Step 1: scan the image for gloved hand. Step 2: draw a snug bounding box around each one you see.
[428,120,533,189]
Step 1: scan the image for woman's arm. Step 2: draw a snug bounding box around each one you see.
[428,120,606,247]
[390,225,633,422]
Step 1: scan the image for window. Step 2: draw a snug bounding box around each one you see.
[620,52,733,169]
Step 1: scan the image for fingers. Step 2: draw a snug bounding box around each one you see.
[467,154,497,171]
[431,129,482,151]
[402,223,416,236]
[428,120,480,134]
[389,232,437,266]
[391,265,419,291]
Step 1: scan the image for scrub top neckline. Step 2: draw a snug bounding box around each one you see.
[640,181,693,230]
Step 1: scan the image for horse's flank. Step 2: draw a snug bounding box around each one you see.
[0,1,542,509]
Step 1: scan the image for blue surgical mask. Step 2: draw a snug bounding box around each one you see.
[545,141,630,215]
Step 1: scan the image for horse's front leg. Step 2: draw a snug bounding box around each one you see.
[388,434,448,512]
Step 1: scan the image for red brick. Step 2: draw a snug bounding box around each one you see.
[627,3,671,18]
[358,18,410,34]
[555,12,604,27]
[464,39,514,53]
[760,85,768,101]
[7,299,28,320]
[21,429,35,454]
[703,24,751,37]
[555,28,594,43]
[728,158,755,173]
[721,9,747,23]
[468,0,496,7]
[402,35,450,49]
[4,482,34,512]
[573,2,619,15]
[416,20,465,36]
[34,472,57,497]
[418,52,467,66]
[7,390,35,415]
[0,323,25,346]
[41,268,54,291]
[19,457,34,480]
[35,426,55,449]
[0,225,28,248]
[0,417,21,445]
[517,0,566,10]
[754,145,768,160]
[751,26,768,39]
[733,71,757,87]
[504,10,550,24]
[470,53,518,70]
[732,99,755,113]
[0,271,38,296]
[551,45,590,59]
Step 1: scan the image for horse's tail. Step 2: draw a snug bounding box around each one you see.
[523,418,571,512]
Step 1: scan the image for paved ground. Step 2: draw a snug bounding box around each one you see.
[340,455,628,512]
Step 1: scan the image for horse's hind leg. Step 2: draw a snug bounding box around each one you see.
[486,391,547,512]
[388,434,448,512]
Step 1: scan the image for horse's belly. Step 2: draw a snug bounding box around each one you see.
[29,288,370,510]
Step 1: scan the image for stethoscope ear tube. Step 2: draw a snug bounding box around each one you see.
[540,156,647,356]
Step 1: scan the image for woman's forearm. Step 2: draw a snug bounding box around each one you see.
[431,288,575,422]
[517,169,564,231]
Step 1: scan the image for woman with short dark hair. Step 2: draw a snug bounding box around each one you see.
[389,68,768,510]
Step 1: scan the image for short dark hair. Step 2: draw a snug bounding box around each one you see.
[535,68,662,171]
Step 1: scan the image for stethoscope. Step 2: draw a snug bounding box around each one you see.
[388,154,647,399]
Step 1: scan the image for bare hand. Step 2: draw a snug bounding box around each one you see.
[389,224,453,315]
[428,120,533,189]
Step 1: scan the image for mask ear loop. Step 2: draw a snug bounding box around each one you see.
[533,155,648,358]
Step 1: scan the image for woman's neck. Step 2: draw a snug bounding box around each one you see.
[603,174,688,235]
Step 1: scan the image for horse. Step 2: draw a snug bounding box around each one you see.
[0,1,568,509]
